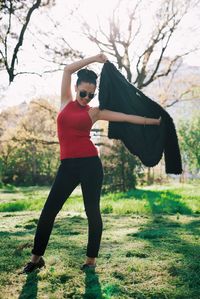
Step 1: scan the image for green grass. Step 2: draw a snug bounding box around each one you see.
[0,183,200,215]
[0,212,199,298]
[0,183,200,298]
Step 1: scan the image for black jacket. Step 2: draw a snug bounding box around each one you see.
[98,61,182,174]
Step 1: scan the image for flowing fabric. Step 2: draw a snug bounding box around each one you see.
[98,61,182,174]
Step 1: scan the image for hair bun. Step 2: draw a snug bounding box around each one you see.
[77,69,98,80]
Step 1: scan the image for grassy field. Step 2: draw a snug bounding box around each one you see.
[0,183,200,298]
[0,182,199,215]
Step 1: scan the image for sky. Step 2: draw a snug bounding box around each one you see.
[0,0,200,111]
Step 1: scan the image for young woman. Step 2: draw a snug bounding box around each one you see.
[22,53,161,274]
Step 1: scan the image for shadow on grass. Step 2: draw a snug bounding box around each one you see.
[110,188,193,215]
[147,192,192,214]
[1,187,195,215]
[127,215,200,298]
[82,270,103,299]
[0,213,105,298]
[18,272,38,299]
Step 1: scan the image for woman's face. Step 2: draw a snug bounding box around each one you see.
[75,82,96,106]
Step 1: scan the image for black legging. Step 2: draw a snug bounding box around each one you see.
[31,156,104,258]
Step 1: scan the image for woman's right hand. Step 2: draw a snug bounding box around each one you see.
[95,53,108,63]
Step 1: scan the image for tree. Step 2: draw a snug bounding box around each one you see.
[0,98,104,185]
[82,0,200,184]
[178,113,200,175]
[0,0,82,84]
[0,98,59,185]
[82,0,200,92]
[0,1,53,83]
[100,140,143,193]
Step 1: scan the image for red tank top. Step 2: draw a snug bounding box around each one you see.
[57,100,98,159]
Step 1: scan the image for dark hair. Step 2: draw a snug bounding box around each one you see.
[76,69,98,86]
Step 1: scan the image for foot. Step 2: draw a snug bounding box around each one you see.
[80,256,96,271]
[85,257,96,265]
[31,254,41,263]
[80,263,96,271]
[21,257,45,274]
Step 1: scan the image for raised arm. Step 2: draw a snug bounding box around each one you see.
[95,108,161,125]
[60,54,108,108]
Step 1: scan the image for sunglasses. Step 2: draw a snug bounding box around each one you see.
[79,90,95,100]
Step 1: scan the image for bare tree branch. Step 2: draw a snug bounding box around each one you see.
[82,0,199,103]
[9,0,41,82]
[155,47,200,81]
[165,96,199,108]
[1,136,58,145]
[0,0,65,83]
[0,0,42,83]
[4,0,12,70]
[141,29,175,87]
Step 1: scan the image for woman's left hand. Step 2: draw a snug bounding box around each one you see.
[95,53,108,63]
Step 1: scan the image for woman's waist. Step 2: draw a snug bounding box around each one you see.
[59,137,94,146]
[60,148,98,159]
[58,133,91,141]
